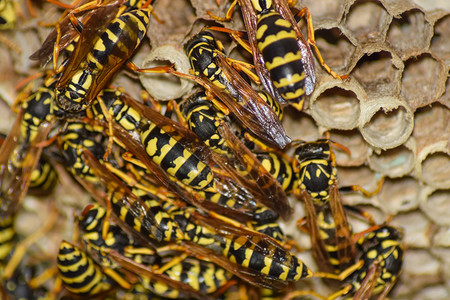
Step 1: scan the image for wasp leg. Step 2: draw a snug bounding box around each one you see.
[339,176,385,197]
[3,205,59,279]
[226,58,261,84]
[294,7,349,80]
[207,26,253,54]
[0,33,21,54]
[126,61,174,73]
[206,0,238,21]
[343,205,377,226]
[102,267,133,289]
[153,253,189,274]
[28,266,58,289]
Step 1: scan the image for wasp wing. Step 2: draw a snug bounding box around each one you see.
[56,4,120,90]
[274,0,316,95]
[218,123,292,219]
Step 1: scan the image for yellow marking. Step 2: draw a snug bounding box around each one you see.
[258,27,296,52]
[367,249,378,259]
[275,77,305,95]
[265,51,302,70]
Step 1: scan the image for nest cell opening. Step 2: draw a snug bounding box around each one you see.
[379,177,419,214]
[368,145,415,178]
[361,104,413,149]
[401,54,445,110]
[423,190,450,226]
[344,0,391,43]
[313,27,355,72]
[386,9,432,59]
[139,45,194,101]
[302,0,346,23]
[329,129,368,166]
[421,152,450,189]
[430,15,450,61]
[352,50,400,94]
[311,87,360,129]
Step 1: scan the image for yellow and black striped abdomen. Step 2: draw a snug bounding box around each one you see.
[143,258,232,298]
[57,241,112,295]
[140,123,214,190]
[28,158,58,192]
[0,215,15,262]
[257,11,306,109]
[222,235,311,282]
[88,89,143,133]
[315,209,354,270]
[182,92,229,155]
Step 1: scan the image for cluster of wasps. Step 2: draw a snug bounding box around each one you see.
[0,0,405,299]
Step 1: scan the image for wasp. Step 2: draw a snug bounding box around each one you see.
[78,203,233,299]
[30,0,138,68]
[287,225,404,300]
[292,139,356,273]
[57,240,116,296]
[181,30,291,149]
[0,75,58,218]
[340,225,404,299]
[208,0,347,111]
[53,0,159,113]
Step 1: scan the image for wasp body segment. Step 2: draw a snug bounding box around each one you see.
[0,215,15,262]
[58,122,107,182]
[141,257,232,299]
[340,225,404,298]
[0,0,16,30]
[185,30,291,149]
[88,89,143,134]
[56,8,151,112]
[254,7,306,109]
[182,91,230,156]
[140,122,215,191]
[293,140,355,273]
[256,152,294,194]
[57,241,113,296]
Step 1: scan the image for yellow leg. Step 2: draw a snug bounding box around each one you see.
[207,26,253,54]
[226,58,261,84]
[126,61,174,74]
[103,267,133,289]
[340,177,385,197]
[153,253,188,274]
[102,195,112,241]
[3,205,59,279]
[295,8,349,80]
[206,0,237,21]
[0,33,21,54]
[28,266,58,288]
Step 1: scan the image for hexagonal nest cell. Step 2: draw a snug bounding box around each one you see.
[0,0,449,299]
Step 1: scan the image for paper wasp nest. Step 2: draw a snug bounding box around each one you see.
[0,0,448,298]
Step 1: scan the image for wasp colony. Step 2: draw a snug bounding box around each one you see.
[0,0,448,299]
